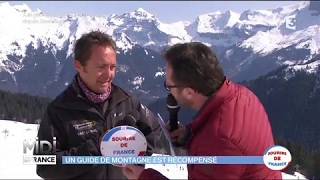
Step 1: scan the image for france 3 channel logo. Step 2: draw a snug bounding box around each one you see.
[22,137,56,165]
[285,14,296,30]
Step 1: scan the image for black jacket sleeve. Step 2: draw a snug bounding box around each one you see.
[34,104,101,179]
[131,96,166,156]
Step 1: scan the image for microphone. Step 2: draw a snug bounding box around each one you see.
[115,111,140,127]
[166,93,180,132]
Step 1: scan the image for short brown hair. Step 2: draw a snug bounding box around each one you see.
[74,30,117,66]
[163,42,225,96]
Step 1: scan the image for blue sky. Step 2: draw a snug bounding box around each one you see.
[9,1,300,23]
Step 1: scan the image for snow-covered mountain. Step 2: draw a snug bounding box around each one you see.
[0,1,319,102]
[243,57,320,150]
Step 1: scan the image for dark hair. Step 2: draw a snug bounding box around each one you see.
[163,42,225,96]
[74,30,117,66]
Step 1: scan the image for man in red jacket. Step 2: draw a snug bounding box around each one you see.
[122,42,282,179]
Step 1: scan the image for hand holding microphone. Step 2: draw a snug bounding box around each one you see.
[166,94,188,146]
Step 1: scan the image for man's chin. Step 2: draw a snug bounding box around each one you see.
[97,86,111,94]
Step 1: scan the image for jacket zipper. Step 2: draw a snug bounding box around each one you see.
[75,95,130,178]
[78,95,130,129]
[105,96,130,129]
[78,96,105,120]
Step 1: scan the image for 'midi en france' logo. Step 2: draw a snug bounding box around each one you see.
[22,137,57,165]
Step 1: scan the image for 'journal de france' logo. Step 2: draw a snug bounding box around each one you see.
[263,145,292,171]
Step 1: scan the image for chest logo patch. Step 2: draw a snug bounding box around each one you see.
[72,120,98,136]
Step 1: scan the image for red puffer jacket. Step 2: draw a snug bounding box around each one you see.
[139,78,282,179]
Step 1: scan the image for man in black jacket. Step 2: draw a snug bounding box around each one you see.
[34,30,164,179]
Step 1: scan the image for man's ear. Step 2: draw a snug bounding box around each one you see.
[74,60,82,72]
[184,87,196,99]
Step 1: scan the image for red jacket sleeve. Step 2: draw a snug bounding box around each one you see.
[139,168,169,180]
[189,137,246,179]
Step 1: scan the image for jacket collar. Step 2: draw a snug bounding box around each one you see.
[189,78,235,134]
[52,78,132,112]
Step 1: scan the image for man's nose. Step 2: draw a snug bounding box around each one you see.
[103,67,113,77]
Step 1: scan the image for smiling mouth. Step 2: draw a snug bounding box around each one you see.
[98,80,111,84]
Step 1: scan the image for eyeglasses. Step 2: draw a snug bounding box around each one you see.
[163,80,182,91]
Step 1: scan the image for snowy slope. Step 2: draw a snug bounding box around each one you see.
[286,59,320,74]
[0,120,308,179]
